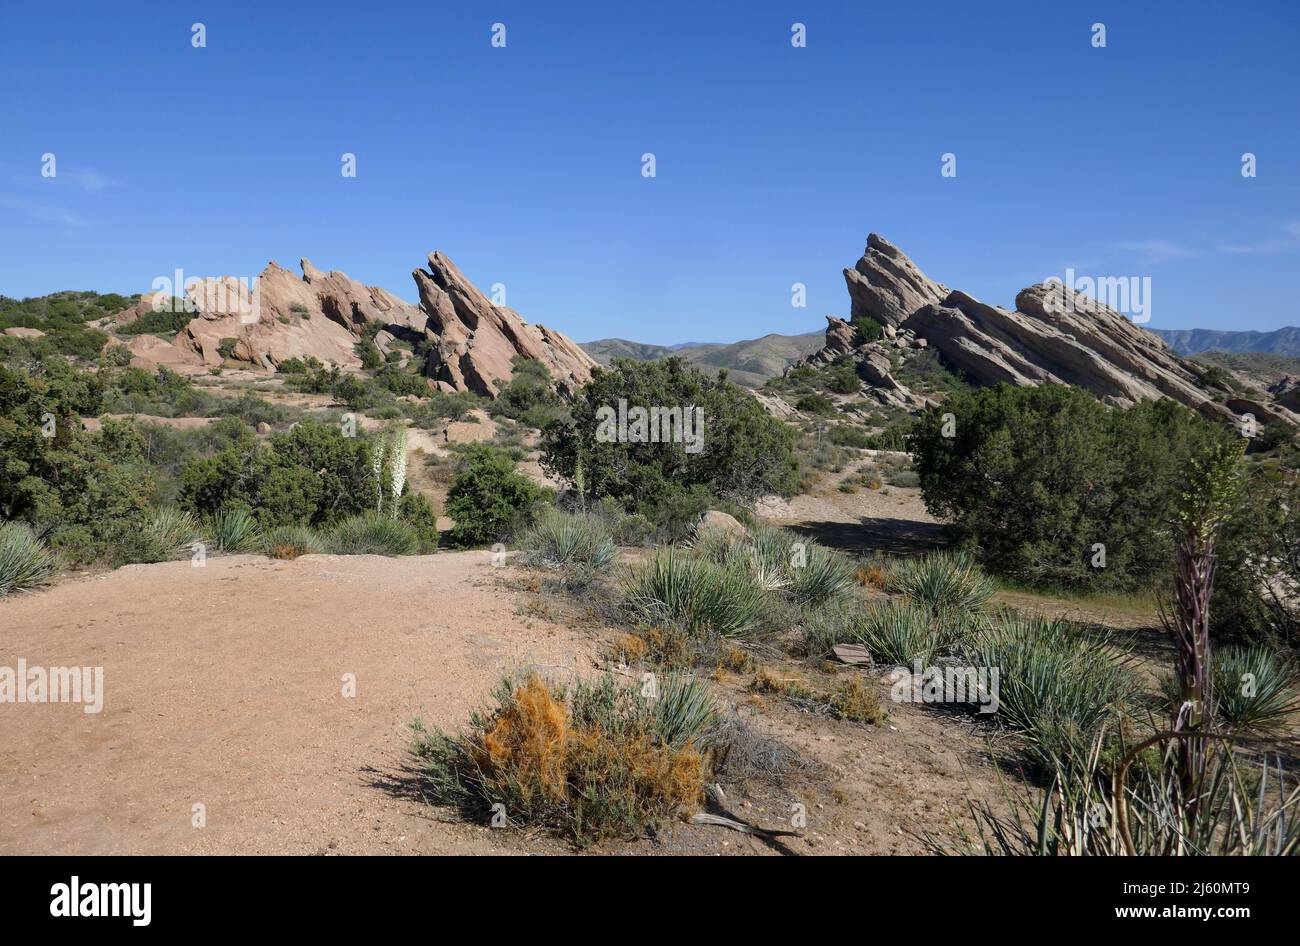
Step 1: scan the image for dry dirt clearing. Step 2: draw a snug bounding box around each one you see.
[0,552,593,855]
[1,550,1014,856]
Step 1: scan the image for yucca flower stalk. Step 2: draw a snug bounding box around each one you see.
[388,427,408,517]
[1165,439,1245,812]
[372,435,388,514]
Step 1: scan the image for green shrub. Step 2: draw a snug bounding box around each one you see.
[825,363,860,395]
[540,357,798,516]
[0,522,59,595]
[328,511,420,556]
[851,315,884,343]
[795,393,836,415]
[398,492,440,553]
[116,304,192,337]
[444,444,548,548]
[489,356,569,429]
[626,548,769,642]
[828,425,872,448]
[910,384,1227,590]
[518,509,616,573]
[355,337,382,370]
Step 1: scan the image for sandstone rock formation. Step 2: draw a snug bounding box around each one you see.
[139,252,594,397]
[843,234,947,328]
[413,251,594,397]
[792,233,1294,428]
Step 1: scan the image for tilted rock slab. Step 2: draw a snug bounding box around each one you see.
[159,253,593,397]
[413,251,595,398]
[843,233,948,328]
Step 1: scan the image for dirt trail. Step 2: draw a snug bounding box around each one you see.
[0,552,593,855]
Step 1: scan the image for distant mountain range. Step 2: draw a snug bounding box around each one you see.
[581,331,823,387]
[1153,327,1300,356]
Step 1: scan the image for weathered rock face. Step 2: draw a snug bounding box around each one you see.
[153,252,594,397]
[787,234,1292,429]
[907,284,1238,423]
[1270,376,1300,413]
[843,233,948,328]
[413,251,595,398]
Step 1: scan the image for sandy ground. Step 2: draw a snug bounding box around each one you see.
[0,552,594,855]
[756,462,945,557]
[0,548,1019,856]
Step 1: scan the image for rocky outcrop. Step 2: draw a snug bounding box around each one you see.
[843,233,947,328]
[413,251,595,397]
[153,252,594,397]
[1270,376,1300,413]
[787,234,1296,429]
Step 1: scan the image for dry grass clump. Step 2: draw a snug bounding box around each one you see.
[748,665,888,725]
[828,676,888,724]
[412,671,715,846]
[855,564,888,589]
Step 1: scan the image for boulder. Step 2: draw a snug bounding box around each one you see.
[3,327,45,338]
[695,510,746,538]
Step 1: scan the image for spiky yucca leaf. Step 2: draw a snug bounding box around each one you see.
[0,522,59,595]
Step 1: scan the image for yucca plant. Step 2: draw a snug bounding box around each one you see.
[328,512,420,556]
[626,549,769,641]
[788,541,856,607]
[518,509,616,573]
[886,551,994,618]
[652,673,718,750]
[119,507,202,564]
[852,598,944,665]
[1164,439,1245,809]
[0,521,59,596]
[966,612,1138,768]
[934,729,1300,856]
[208,507,263,554]
[1160,645,1299,733]
[262,524,326,559]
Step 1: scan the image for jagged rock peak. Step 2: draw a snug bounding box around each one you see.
[843,233,948,328]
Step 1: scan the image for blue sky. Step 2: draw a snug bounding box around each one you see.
[1,0,1297,343]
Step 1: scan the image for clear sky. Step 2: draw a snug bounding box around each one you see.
[1,0,1297,343]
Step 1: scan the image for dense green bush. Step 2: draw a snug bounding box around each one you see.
[851,315,884,343]
[541,358,798,519]
[398,492,440,552]
[444,444,548,547]
[825,363,860,395]
[910,384,1228,590]
[0,360,156,561]
[1213,468,1300,646]
[795,393,836,415]
[490,356,569,429]
[180,420,376,527]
